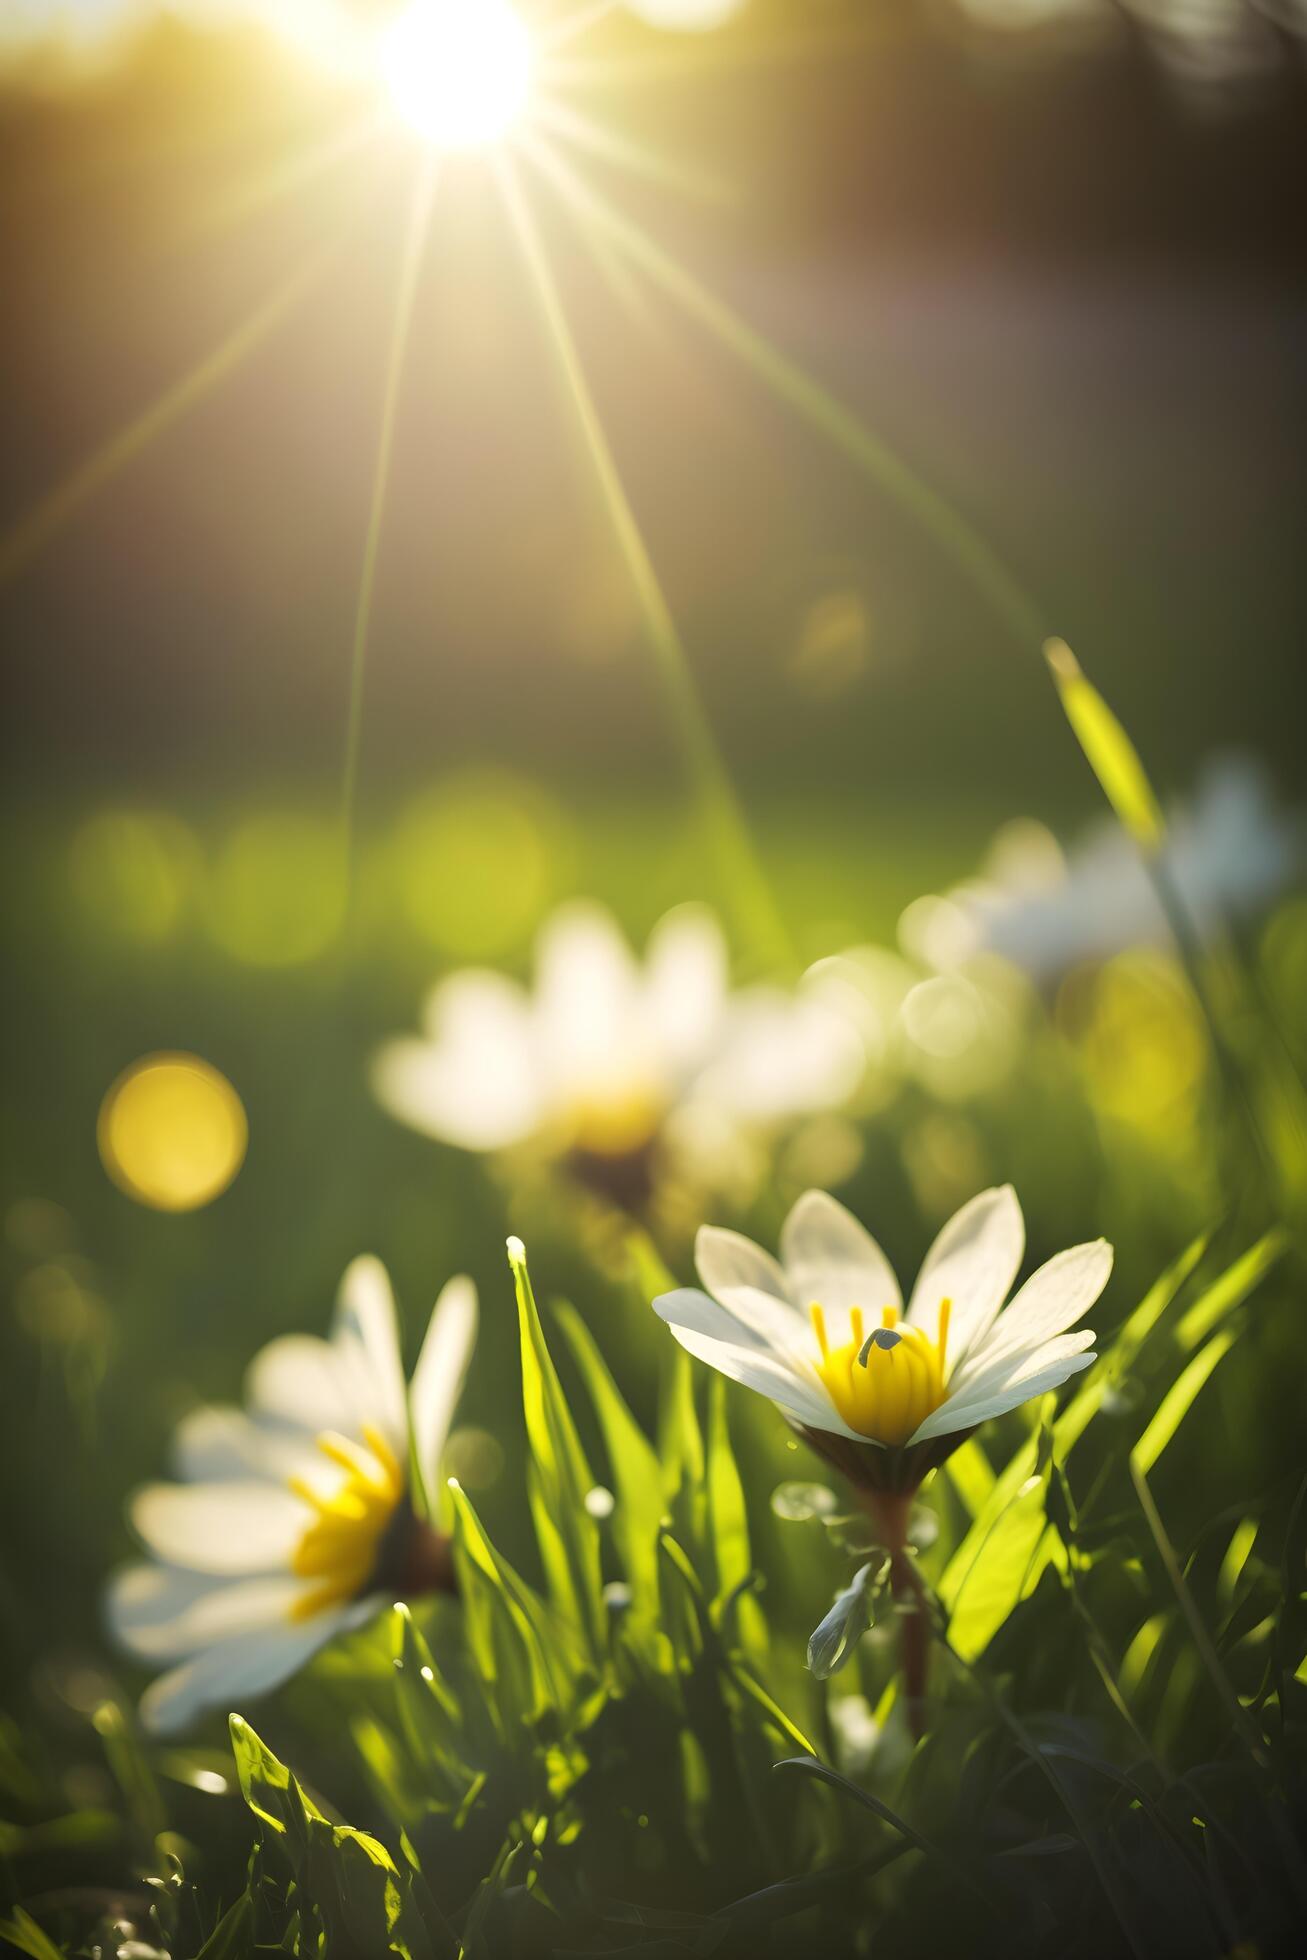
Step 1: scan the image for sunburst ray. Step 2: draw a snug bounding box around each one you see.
[494,152,788,966]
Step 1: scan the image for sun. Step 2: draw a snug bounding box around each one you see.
[380,0,535,152]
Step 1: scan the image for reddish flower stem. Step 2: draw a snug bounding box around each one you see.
[863,1489,929,1739]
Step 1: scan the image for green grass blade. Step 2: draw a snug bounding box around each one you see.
[1045,639,1164,850]
[1131,1330,1237,1476]
[507,1237,605,1660]
[555,1299,663,1614]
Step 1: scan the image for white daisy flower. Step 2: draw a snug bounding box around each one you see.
[928,757,1301,984]
[372,901,864,1204]
[654,1185,1110,1492]
[106,1258,477,1735]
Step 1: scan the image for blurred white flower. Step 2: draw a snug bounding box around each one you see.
[654,1185,1109,1490]
[106,1259,476,1734]
[372,901,865,1202]
[930,757,1300,984]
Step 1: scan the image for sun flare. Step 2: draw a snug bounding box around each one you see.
[380,0,535,151]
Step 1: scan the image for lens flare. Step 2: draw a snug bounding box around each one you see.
[98,1054,247,1212]
[380,0,534,150]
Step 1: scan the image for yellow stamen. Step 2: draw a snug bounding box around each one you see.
[811,1297,951,1446]
[809,1302,829,1359]
[287,1428,404,1622]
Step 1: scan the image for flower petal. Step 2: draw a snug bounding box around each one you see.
[654,1288,864,1440]
[653,1286,773,1351]
[170,1406,316,1485]
[331,1256,408,1452]
[138,1614,353,1736]
[410,1274,478,1485]
[694,1226,807,1349]
[666,1322,867,1442]
[130,1482,307,1575]
[245,1334,358,1437]
[643,905,728,1080]
[534,902,646,1091]
[372,972,543,1150]
[953,1241,1112,1392]
[780,1190,901,1331]
[908,1344,1097,1444]
[907,1185,1025,1361]
[106,1565,308,1662]
[695,987,864,1122]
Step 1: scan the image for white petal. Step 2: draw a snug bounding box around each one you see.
[642,905,728,1080]
[695,1225,788,1303]
[943,1328,1097,1411]
[372,972,543,1150]
[907,1185,1025,1361]
[694,988,863,1121]
[138,1615,351,1736]
[654,1286,770,1350]
[694,1226,807,1349]
[534,903,645,1087]
[654,1284,799,1361]
[170,1406,315,1484]
[908,1346,1097,1444]
[664,1319,867,1442]
[780,1190,901,1336]
[106,1565,307,1661]
[410,1275,478,1483]
[130,1482,306,1574]
[331,1256,408,1451]
[950,1241,1112,1393]
[245,1334,357,1435]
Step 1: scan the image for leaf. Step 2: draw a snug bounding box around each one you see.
[1131,1331,1236,1476]
[1045,638,1163,850]
[706,1375,765,1656]
[772,1757,988,1897]
[0,1908,69,1960]
[1172,1230,1285,1353]
[555,1299,663,1615]
[806,1561,888,1679]
[193,1896,255,1959]
[941,1437,995,1518]
[508,1238,605,1659]
[229,1716,435,1958]
[939,1230,1255,1660]
[230,1712,324,1845]
[448,1478,571,1726]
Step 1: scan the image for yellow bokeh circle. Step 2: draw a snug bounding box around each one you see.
[98,1054,247,1212]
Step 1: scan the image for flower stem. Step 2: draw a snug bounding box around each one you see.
[865,1489,929,1738]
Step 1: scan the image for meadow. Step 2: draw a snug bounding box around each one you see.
[1,4,1305,1957]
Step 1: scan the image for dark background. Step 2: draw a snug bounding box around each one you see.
[1,0,1303,823]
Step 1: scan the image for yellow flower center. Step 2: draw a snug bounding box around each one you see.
[287,1425,404,1621]
[810,1300,951,1446]
[564,1081,666,1159]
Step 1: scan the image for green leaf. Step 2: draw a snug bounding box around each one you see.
[1172,1230,1285,1353]
[448,1477,573,1724]
[193,1896,255,1959]
[939,1229,1257,1660]
[706,1375,765,1656]
[507,1237,605,1659]
[1131,1330,1236,1476]
[554,1299,663,1615]
[1045,638,1164,850]
[389,1604,472,1798]
[229,1716,435,1958]
[0,1908,70,1960]
[230,1712,324,1845]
